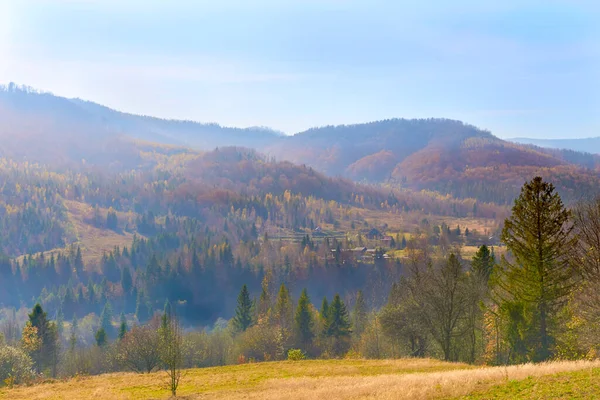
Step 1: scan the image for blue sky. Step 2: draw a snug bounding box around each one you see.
[0,0,598,138]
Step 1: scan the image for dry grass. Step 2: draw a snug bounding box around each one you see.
[63,200,138,265]
[2,359,598,400]
[16,200,139,266]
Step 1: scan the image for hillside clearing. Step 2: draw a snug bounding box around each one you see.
[2,359,599,400]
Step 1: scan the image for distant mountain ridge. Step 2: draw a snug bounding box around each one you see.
[511,137,600,154]
[2,83,600,204]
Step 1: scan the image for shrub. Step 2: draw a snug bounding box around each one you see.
[0,345,35,386]
[287,349,306,361]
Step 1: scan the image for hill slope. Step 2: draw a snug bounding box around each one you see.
[2,83,600,204]
[268,119,600,203]
[0,84,281,167]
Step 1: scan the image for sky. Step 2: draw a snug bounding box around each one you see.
[0,0,599,139]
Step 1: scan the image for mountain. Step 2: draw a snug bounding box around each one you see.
[511,137,600,154]
[2,83,600,204]
[268,120,600,203]
[0,83,281,168]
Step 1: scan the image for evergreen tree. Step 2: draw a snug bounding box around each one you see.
[499,176,577,361]
[274,283,293,332]
[121,266,133,294]
[118,313,128,340]
[106,208,118,230]
[294,289,314,350]
[232,284,253,333]
[27,304,59,375]
[326,294,351,356]
[69,315,78,351]
[74,246,84,275]
[99,301,113,337]
[135,290,151,323]
[258,272,272,321]
[352,290,368,336]
[471,245,495,283]
[95,328,107,347]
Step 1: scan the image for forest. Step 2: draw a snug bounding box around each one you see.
[1,86,600,391]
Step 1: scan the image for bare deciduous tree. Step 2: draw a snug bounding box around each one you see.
[118,317,161,373]
[159,311,183,397]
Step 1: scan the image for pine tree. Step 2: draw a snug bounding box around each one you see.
[471,245,495,283]
[118,313,128,340]
[274,283,293,332]
[499,176,577,361]
[121,266,133,294]
[74,246,84,275]
[99,301,113,337]
[95,328,107,347]
[326,294,351,356]
[258,273,272,321]
[233,284,253,333]
[69,315,78,351]
[27,304,59,375]
[135,290,151,323]
[352,290,368,336]
[294,289,314,350]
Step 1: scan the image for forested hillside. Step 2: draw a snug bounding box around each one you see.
[1,84,600,397]
[2,84,599,206]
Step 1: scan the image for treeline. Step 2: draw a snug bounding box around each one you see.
[2,177,597,388]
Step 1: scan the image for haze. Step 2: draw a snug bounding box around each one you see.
[1,0,599,138]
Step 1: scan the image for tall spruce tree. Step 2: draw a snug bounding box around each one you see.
[274,283,293,332]
[326,294,351,356]
[233,284,253,333]
[28,304,59,375]
[99,301,113,337]
[499,176,577,361]
[471,245,495,283]
[118,313,128,340]
[294,288,314,350]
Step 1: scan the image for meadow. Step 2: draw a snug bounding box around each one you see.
[2,358,598,400]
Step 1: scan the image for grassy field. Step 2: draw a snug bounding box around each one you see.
[2,359,599,400]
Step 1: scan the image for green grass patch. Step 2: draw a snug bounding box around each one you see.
[462,367,600,399]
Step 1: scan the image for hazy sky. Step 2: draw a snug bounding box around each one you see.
[1,1,599,138]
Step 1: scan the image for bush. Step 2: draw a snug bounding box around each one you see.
[0,345,35,386]
[287,349,306,361]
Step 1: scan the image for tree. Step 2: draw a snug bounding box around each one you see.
[258,272,273,321]
[118,318,161,373]
[106,208,118,230]
[74,246,84,275]
[118,313,128,340]
[233,284,253,333]
[69,315,78,351]
[99,301,113,337]
[325,294,351,356]
[294,289,314,351]
[352,290,368,337]
[499,176,577,361]
[319,297,329,336]
[274,283,293,332]
[26,304,59,375]
[471,245,495,284]
[121,267,133,294]
[95,328,107,347]
[159,309,183,397]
